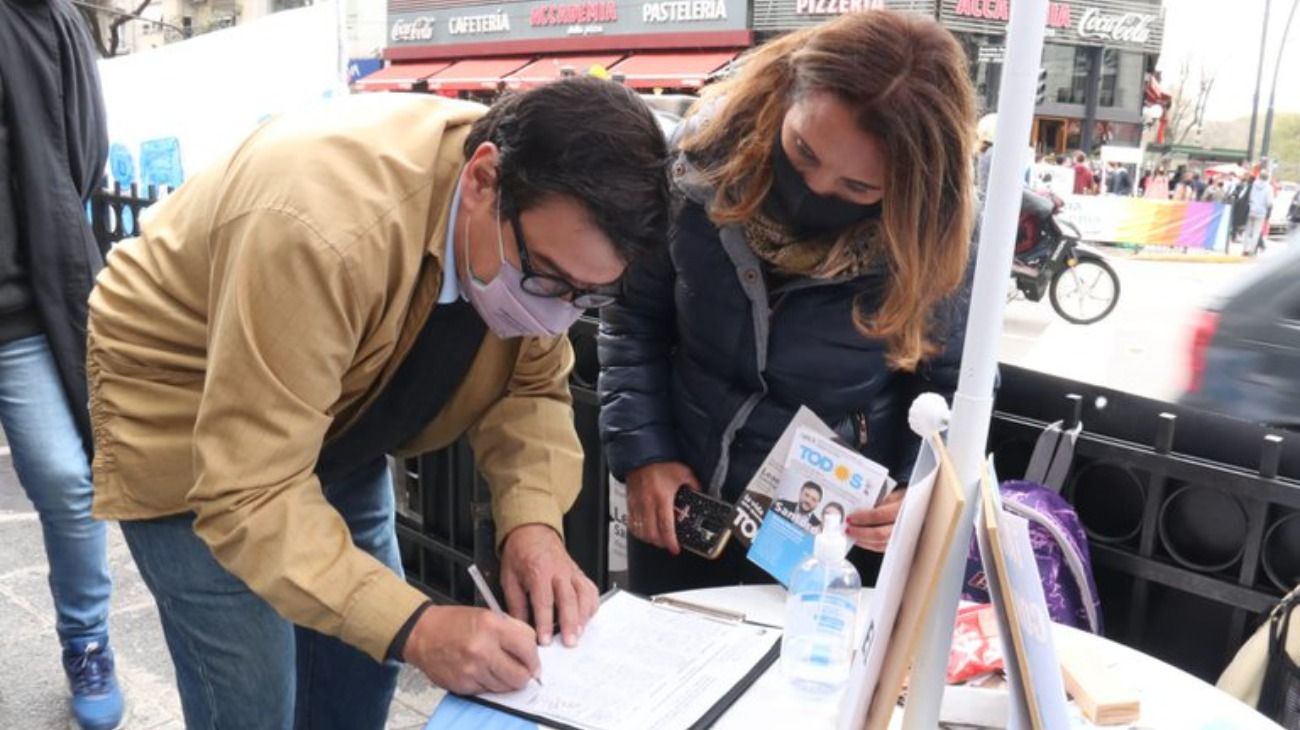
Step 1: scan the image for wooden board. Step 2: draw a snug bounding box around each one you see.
[861,436,968,730]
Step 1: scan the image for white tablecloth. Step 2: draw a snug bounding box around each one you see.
[667,585,1281,729]
[425,584,1281,729]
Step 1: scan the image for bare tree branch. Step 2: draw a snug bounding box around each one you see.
[77,3,112,57]
[105,0,154,55]
[71,0,156,57]
[1166,58,1218,147]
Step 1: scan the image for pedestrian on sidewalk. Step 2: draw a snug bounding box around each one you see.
[1107,162,1133,196]
[87,78,670,729]
[0,0,125,728]
[1072,151,1095,195]
[1144,166,1171,200]
[1231,173,1253,241]
[1245,170,1276,256]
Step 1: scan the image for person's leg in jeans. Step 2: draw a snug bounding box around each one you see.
[122,513,297,730]
[294,457,403,730]
[1245,214,1265,255]
[0,334,123,729]
[123,457,404,730]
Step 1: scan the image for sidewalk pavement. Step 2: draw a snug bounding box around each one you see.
[0,444,443,729]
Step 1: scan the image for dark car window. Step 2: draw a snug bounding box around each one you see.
[1283,283,1300,322]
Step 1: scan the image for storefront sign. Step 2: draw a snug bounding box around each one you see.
[977,45,1005,63]
[643,0,728,23]
[530,2,618,27]
[1076,8,1155,44]
[939,0,1163,52]
[388,0,747,47]
[750,0,930,30]
[953,0,1073,30]
[448,10,510,35]
[390,15,435,42]
[794,0,882,16]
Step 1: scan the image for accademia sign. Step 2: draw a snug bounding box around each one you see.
[387,0,747,46]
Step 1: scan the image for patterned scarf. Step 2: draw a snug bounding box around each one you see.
[742,211,883,280]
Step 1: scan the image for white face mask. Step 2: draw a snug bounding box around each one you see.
[460,205,583,339]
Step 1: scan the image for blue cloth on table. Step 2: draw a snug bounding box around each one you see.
[425,694,534,730]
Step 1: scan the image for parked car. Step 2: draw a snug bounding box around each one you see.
[1285,181,1300,223]
[1272,181,1297,234]
[1181,242,1300,430]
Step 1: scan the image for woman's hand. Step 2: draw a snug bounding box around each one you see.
[846,489,906,552]
[625,462,702,555]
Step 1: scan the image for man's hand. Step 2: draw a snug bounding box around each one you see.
[625,461,702,554]
[846,489,907,552]
[500,524,599,648]
[402,606,539,695]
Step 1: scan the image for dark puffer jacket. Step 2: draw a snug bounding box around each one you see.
[599,157,973,502]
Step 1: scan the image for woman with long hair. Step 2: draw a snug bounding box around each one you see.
[599,10,979,593]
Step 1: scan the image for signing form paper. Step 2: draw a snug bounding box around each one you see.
[476,591,781,730]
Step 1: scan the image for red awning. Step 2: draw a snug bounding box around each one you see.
[352,61,453,92]
[503,54,626,90]
[608,51,737,90]
[426,57,532,92]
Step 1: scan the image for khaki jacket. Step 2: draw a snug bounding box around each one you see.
[87,94,583,661]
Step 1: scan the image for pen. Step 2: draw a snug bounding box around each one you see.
[467,563,544,688]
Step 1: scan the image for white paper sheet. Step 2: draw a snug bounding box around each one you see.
[478,591,780,730]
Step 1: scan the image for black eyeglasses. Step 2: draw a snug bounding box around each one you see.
[506,210,622,309]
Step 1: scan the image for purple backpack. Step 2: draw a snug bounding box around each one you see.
[963,479,1103,633]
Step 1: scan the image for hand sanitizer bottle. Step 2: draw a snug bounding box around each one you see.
[781,513,861,693]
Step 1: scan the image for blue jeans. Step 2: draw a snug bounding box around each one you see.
[0,334,110,646]
[121,458,404,730]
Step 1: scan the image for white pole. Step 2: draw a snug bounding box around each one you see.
[899,1,1050,728]
[335,0,350,92]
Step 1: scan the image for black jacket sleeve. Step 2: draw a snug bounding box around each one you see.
[597,235,682,481]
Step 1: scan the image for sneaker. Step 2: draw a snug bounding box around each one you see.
[63,639,126,730]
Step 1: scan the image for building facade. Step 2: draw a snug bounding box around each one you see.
[372,0,1162,154]
[940,0,1163,155]
[360,0,751,93]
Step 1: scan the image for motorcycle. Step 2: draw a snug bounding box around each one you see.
[1009,189,1120,325]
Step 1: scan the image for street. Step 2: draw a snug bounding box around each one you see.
[0,464,443,730]
[999,227,1298,404]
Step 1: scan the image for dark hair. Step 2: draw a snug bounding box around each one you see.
[822,502,845,517]
[463,77,671,263]
[800,481,824,497]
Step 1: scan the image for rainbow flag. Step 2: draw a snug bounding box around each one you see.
[1061,197,1231,250]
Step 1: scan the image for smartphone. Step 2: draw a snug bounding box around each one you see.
[674,487,734,560]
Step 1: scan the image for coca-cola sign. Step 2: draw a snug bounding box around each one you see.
[1076,8,1154,45]
[390,15,436,42]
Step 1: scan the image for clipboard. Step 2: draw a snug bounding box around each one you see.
[461,588,782,730]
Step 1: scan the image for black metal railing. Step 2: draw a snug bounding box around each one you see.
[89,183,166,253]
[990,365,1298,682]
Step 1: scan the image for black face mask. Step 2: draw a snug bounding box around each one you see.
[765,133,881,237]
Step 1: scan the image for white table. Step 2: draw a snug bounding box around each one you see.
[667,585,1281,730]
[426,585,1281,729]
